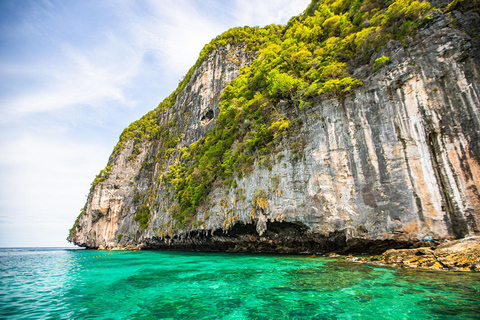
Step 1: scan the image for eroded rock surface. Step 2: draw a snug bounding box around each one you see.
[379,236,480,271]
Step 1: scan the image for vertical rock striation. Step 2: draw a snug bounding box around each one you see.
[69,6,480,253]
[69,44,256,249]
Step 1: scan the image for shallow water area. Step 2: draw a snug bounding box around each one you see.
[1,248,479,319]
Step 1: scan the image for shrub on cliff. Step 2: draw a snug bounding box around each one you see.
[134,205,150,230]
[373,55,391,72]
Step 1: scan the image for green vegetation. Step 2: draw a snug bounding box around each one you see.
[445,0,480,13]
[134,205,150,230]
[117,234,123,241]
[373,55,391,72]
[91,166,112,189]
[89,0,450,230]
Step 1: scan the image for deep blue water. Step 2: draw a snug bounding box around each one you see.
[0,247,479,319]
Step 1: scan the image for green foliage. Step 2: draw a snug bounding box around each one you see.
[134,205,150,230]
[373,56,391,72]
[381,0,431,34]
[117,234,123,241]
[267,70,305,99]
[271,175,281,190]
[445,0,480,13]
[318,77,362,95]
[268,119,291,140]
[132,193,140,203]
[291,139,307,161]
[91,166,112,189]
[141,161,154,172]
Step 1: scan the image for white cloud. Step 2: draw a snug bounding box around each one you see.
[111,0,227,80]
[233,0,310,26]
[1,33,142,120]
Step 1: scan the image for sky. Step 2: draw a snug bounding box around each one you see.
[0,0,310,247]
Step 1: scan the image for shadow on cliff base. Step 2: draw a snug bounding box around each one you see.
[142,221,418,255]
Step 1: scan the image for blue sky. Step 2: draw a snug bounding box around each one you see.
[0,0,310,247]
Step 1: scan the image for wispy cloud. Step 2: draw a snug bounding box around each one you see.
[1,7,143,121]
[112,0,228,80]
[233,0,309,27]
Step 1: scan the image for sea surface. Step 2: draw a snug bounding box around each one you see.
[0,248,479,319]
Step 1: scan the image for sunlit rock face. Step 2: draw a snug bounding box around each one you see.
[379,236,480,271]
[69,44,257,249]
[69,10,480,253]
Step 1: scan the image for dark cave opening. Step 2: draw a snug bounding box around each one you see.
[145,221,415,254]
[201,109,214,122]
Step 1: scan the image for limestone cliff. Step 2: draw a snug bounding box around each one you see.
[68,1,480,254]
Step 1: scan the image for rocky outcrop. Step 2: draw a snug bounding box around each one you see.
[68,43,256,249]
[378,236,480,271]
[68,6,480,254]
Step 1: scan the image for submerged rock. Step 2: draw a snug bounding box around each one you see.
[378,236,480,271]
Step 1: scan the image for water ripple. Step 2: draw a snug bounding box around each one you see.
[1,248,479,319]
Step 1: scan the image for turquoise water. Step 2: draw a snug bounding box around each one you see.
[1,248,479,319]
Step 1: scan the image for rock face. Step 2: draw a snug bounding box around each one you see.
[68,8,480,254]
[379,236,480,271]
[68,43,256,249]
